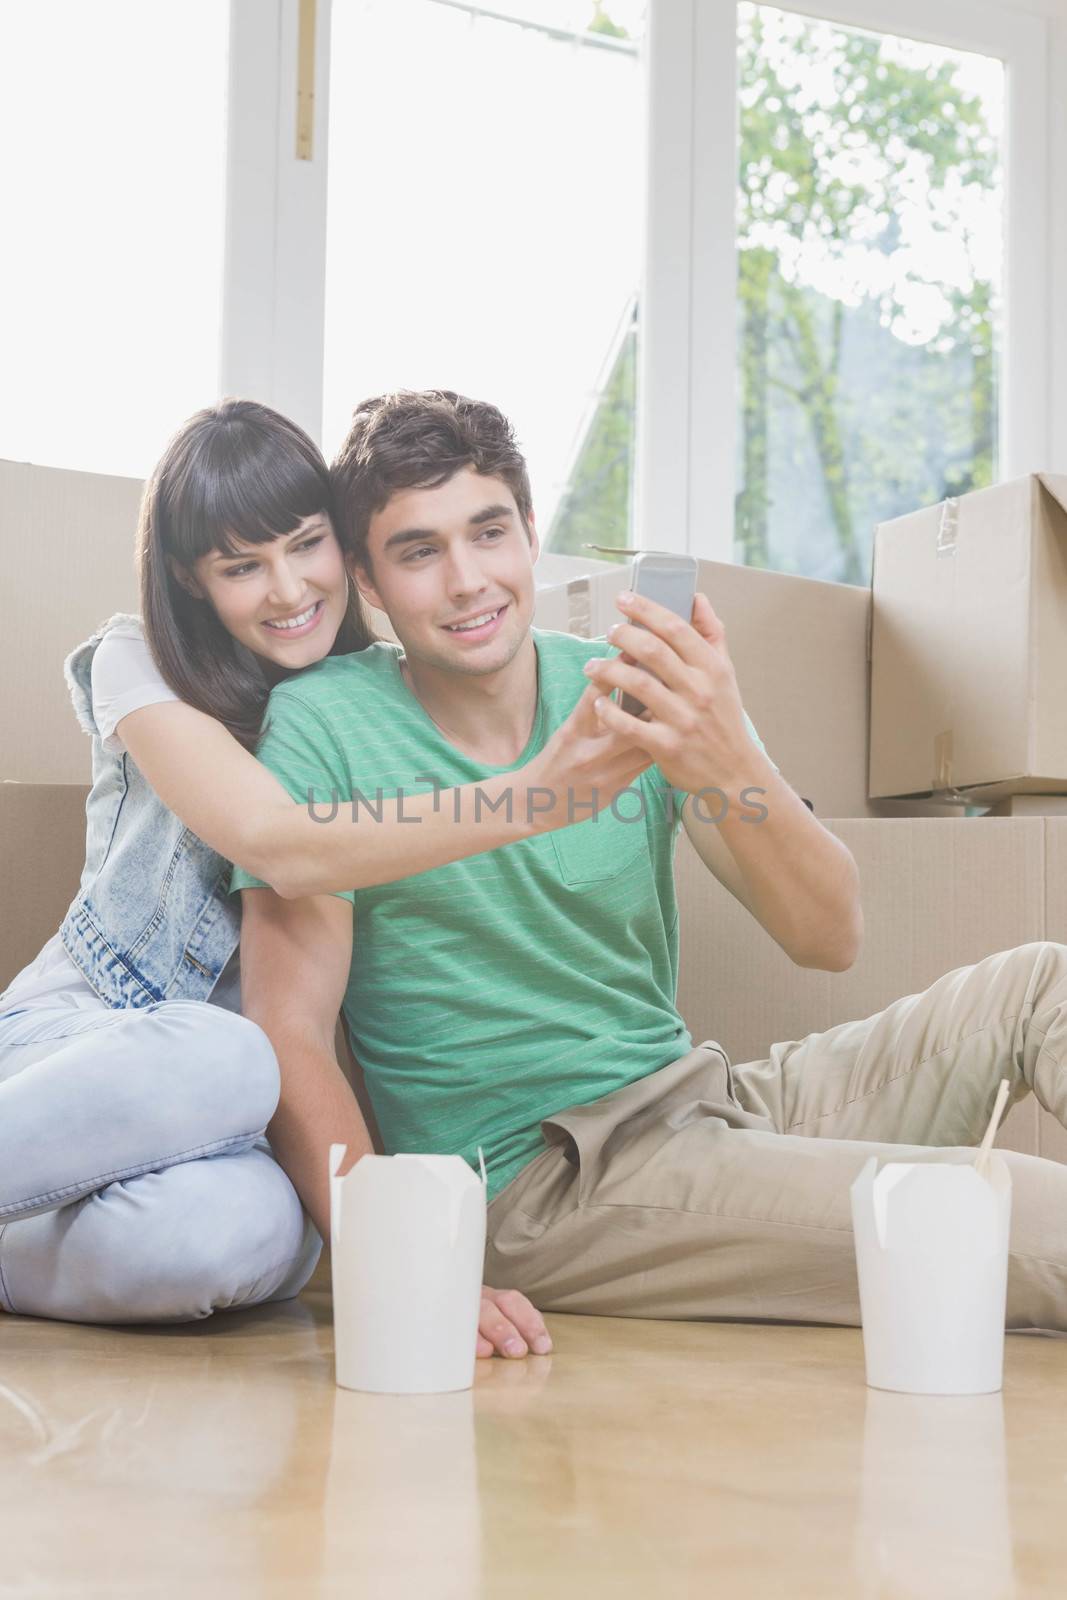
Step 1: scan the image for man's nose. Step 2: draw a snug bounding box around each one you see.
[445,545,489,597]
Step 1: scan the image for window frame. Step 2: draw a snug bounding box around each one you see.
[637,0,1052,563]
[221,0,333,444]
[216,0,1054,571]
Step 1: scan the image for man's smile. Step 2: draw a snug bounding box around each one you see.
[441,604,509,640]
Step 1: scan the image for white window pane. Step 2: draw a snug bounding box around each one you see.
[0,1,228,478]
[323,0,644,550]
[735,5,1004,583]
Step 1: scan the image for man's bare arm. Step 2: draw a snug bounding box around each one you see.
[239,887,370,1240]
[238,886,555,1359]
[681,777,863,971]
[585,588,863,972]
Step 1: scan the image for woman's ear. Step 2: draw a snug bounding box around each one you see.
[168,556,204,600]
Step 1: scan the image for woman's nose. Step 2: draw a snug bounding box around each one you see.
[268,563,305,607]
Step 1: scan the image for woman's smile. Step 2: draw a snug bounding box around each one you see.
[261,598,327,639]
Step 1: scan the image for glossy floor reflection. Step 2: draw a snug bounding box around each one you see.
[2,1254,1066,1598]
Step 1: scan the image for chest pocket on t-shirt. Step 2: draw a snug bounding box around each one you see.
[549,809,648,887]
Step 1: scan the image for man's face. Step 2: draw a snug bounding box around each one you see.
[353,467,540,679]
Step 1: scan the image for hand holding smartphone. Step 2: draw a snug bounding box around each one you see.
[617,552,699,717]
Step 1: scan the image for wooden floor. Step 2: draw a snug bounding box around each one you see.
[2,1253,1065,1598]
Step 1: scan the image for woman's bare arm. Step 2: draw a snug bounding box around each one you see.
[117,686,651,898]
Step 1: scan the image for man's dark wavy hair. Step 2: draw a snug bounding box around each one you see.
[330,389,534,568]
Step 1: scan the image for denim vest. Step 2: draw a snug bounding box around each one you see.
[58,614,241,1008]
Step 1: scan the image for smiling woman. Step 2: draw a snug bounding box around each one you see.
[181,517,351,678]
[141,401,371,747]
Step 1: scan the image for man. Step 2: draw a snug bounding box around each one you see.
[234,389,1067,1344]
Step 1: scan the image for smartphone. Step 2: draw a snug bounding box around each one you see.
[617,552,699,717]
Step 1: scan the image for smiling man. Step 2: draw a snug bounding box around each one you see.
[232,390,1067,1340]
[353,468,544,767]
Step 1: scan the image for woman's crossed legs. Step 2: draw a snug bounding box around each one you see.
[0,1000,321,1323]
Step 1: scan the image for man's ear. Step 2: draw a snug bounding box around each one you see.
[168,556,204,600]
[349,555,384,615]
[526,511,540,566]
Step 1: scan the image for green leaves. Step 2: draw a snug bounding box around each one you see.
[735,4,1000,582]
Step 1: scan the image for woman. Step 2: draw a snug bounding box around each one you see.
[0,399,611,1349]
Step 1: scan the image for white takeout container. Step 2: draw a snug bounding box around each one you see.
[850,1155,1012,1396]
[329,1147,486,1395]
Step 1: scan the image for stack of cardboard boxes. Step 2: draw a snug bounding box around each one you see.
[2,461,1066,1161]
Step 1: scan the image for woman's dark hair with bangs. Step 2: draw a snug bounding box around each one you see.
[139,399,374,749]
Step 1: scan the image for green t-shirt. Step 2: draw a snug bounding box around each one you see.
[232,629,765,1200]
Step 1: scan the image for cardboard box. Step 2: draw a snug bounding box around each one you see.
[869,474,1067,804]
[1,459,142,785]
[538,553,959,821]
[988,794,1067,817]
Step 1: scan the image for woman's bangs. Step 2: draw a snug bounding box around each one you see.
[168,447,329,562]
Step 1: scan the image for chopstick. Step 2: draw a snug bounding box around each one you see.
[974,1079,1011,1177]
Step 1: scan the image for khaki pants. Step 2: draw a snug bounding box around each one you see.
[486,942,1067,1330]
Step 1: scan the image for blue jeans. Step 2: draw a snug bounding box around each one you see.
[0,1000,322,1323]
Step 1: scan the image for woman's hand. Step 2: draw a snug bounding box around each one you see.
[520,681,653,834]
[477,1285,553,1358]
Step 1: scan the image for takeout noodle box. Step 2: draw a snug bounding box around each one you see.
[869,474,1067,804]
[329,1148,486,1395]
[850,1155,1012,1395]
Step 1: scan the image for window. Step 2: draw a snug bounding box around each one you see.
[323,0,645,552]
[733,6,1004,583]
[0,1,228,478]
[549,297,638,559]
[7,0,1049,581]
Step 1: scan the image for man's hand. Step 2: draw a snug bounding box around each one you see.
[477,1285,553,1358]
[582,590,767,798]
[520,678,654,832]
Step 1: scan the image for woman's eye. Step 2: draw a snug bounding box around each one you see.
[224,563,256,578]
[297,534,325,553]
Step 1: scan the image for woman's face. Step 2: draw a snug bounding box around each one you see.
[185,513,351,672]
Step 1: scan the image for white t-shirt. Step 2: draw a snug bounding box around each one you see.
[90,617,181,754]
[1,621,241,1015]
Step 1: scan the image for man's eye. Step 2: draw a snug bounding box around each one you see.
[480,527,505,541]
[403,546,434,562]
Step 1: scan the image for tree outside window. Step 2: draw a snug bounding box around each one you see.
[735,6,1004,584]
